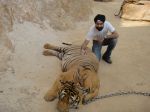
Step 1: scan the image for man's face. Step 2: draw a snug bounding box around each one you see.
[95,20,104,31]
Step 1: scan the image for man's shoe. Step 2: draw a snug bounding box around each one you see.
[102,57,112,64]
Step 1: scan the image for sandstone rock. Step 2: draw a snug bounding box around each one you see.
[0,19,13,72]
[0,0,93,31]
[122,1,150,21]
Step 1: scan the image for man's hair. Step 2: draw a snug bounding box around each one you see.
[94,14,106,23]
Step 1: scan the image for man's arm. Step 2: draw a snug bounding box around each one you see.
[81,39,90,55]
[106,31,119,39]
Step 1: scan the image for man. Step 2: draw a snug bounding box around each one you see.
[81,14,119,64]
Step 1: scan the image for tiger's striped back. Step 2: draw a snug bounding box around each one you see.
[60,45,99,72]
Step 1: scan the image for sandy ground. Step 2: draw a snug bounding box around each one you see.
[0,1,150,112]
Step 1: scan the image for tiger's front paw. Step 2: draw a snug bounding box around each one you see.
[44,93,56,102]
[82,95,92,105]
[82,96,88,105]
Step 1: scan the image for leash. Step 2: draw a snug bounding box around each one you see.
[84,90,150,104]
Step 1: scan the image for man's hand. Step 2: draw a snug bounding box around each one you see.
[81,48,87,55]
[81,39,90,55]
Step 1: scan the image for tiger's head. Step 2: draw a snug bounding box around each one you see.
[57,80,81,112]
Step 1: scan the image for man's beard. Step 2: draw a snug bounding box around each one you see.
[96,27,103,31]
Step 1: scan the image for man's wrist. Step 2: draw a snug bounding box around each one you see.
[106,35,113,39]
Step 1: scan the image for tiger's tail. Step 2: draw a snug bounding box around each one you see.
[62,42,72,46]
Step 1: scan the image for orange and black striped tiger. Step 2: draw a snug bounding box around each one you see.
[43,43,100,112]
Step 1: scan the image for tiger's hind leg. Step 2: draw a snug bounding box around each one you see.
[43,50,63,60]
[44,43,64,53]
[43,50,57,56]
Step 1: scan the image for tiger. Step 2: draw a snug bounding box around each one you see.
[43,43,100,112]
[114,0,141,17]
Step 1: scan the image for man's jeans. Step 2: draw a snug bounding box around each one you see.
[92,38,117,61]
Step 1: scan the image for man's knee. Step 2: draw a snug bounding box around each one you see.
[110,38,118,47]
